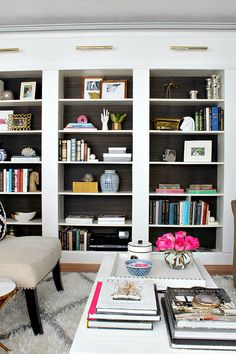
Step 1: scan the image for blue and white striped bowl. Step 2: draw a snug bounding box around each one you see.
[125,259,152,277]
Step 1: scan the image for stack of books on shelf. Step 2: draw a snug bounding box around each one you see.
[155,184,184,194]
[0,168,35,192]
[88,232,130,251]
[186,184,217,194]
[103,147,132,162]
[63,122,97,131]
[162,286,236,350]
[59,138,97,162]
[98,215,126,225]
[149,199,212,225]
[65,215,94,224]
[194,106,224,131]
[59,226,90,250]
[87,278,161,330]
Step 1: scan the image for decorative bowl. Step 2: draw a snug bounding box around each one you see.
[125,259,152,277]
[11,211,36,222]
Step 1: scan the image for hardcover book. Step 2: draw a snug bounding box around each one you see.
[65,215,94,224]
[165,286,236,329]
[162,298,236,350]
[95,279,160,315]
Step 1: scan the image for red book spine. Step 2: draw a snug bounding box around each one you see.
[87,281,103,322]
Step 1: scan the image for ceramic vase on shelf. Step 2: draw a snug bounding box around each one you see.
[100,170,119,192]
[165,251,192,270]
[0,149,7,161]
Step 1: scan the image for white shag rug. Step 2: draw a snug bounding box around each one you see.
[0,273,236,354]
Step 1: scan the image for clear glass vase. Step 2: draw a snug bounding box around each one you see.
[165,251,192,270]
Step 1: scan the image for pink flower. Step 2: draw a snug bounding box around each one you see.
[174,234,186,251]
[155,231,200,252]
[156,233,175,251]
[184,236,200,251]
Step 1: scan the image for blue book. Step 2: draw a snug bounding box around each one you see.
[168,203,175,225]
[8,168,13,192]
[211,106,219,130]
[183,200,189,225]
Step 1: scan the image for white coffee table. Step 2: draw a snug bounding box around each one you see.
[70,253,231,354]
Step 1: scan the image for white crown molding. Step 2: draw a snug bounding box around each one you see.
[0,21,236,33]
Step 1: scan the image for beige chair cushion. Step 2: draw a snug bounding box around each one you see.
[0,236,61,289]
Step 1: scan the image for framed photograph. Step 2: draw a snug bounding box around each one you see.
[20,82,36,100]
[82,77,103,99]
[184,140,212,162]
[7,114,31,131]
[0,110,14,131]
[101,80,127,99]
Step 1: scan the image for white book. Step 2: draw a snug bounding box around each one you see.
[66,139,71,161]
[108,147,126,154]
[11,156,41,162]
[87,319,153,330]
[103,153,132,162]
[65,215,94,224]
[96,278,158,315]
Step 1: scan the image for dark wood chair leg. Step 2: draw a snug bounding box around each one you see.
[25,288,43,335]
[52,261,64,291]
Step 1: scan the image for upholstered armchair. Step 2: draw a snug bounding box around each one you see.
[0,235,63,335]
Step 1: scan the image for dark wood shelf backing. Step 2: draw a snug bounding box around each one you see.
[0,194,42,216]
[150,134,218,162]
[149,226,217,250]
[62,164,132,192]
[63,104,133,131]
[62,195,132,220]
[149,164,217,191]
[150,76,209,99]
[7,225,42,237]
[1,77,42,100]
[0,134,41,157]
[59,134,132,161]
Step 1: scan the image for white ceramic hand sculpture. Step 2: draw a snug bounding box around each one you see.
[101,108,109,130]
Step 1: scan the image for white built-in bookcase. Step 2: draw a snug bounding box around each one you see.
[0,30,236,265]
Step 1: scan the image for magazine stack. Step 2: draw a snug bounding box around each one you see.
[162,286,236,350]
[87,278,161,330]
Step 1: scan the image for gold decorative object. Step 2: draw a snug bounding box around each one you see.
[72,181,98,193]
[112,281,141,300]
[8,114,31,131]
[163,82,179,98]
[152,118,182,130]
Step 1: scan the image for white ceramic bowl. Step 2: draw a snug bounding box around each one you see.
[11,211,36,222]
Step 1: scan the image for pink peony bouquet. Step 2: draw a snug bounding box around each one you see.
[156,231,200,252]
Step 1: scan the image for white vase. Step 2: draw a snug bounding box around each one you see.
[100,170,119,192]
[165,251,192,270]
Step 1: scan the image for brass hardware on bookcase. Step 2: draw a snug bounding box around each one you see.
[0,48,20,53]
[170,45,208,51]
[76,45,113,51]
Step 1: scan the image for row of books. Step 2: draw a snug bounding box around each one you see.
[87,278,161,330]
[59,227,90,251]
[149,199,211,225]
[0,168,36,192]
[194,106,224,131]
[163,286,236,350]
[58,139,96,162]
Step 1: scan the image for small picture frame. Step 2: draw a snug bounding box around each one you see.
[184,140,212,162]
[8,114,31,131]
[82,77,103,99]
[20,82,36,100]
[101,80,127,99]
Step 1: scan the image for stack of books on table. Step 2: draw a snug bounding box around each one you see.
[87,278,161,330]
[97,215,126,225]
[162,286,236,350]
[103,147,132,162]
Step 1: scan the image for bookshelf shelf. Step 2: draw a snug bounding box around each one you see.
[7,218,42,225]
[149,224,223,228]
[58,161,132,165]
[59,130,133,135]
[59,191,132,196]
[59,219,132,227]
[149,192,224,197]
[0,99,42,107]
[149,130,224,135]
[149,98,224,106]
[59,98,133,106]
[149,162,224,165]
